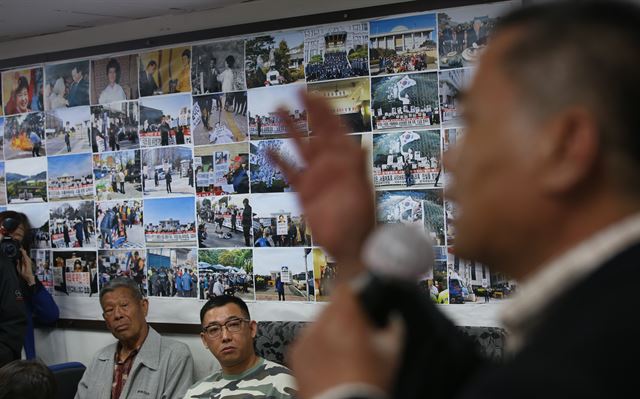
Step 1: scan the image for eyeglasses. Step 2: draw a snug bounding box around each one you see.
[202,317,249,339]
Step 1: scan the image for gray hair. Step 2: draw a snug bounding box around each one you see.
[495,0,640,195]
[99,277,144,305]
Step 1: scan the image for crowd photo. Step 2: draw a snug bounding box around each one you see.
[369,13,438,75]
[371,72,440,130]
[251,193,311,248]
[303,22,370,82]
[52,250,97,296]
[198,248,254,301]
[97,250,147,295]
[146,248,198,297]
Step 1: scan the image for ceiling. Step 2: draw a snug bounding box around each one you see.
[0,0,255,43]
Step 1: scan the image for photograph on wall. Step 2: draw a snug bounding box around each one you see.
[98,250,147,295]
[91,55,140,104]
[90,101,140,152]
[443,127,464,187]
[312,248,334,302]
[3,112,46,159]
[147,248,197,297]
[245,31,305,88]
[47,153,94,202]
[191,40,246,95]
[96,200,144,249]
[439,68,475,128]
[0,81,2,116]
[2,67,44,115]
[5,157,47,204]
[0,162,5,205]
[49,200,96,248]
[196,194,252,248]
[249,139,302,193]
[52,250,97,296]
[447,249,515,304]
[254,247,312,302]
[0,117,5,160]
[45,106,92,155]
[371,72,440,131]
[369,13,438,75]
[8,203,50,249]
[307,78,371,133]
[144,196,197,247]
[198,248,254,301]
[194,143,249,196]
[31,249,54,295]
[93,150,142,200]
[248,84,307,139]
[303,22,369,82]
[251,193,310,247]
[438,1,518,69]
[139,94,191,147]
[376,188,445,245]
[141,145,194,197]
[192,92,247,145]
[44,61,90,110]
[372,130,442,189]
[445,200,456,246]
[139,46,192,97]
[422,252,448,304]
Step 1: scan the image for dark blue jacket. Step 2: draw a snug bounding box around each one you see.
[23,279,59,359]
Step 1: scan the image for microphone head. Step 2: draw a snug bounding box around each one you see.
[362,223,435,282]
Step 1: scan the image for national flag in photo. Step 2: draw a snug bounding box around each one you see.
[400,131,421,147]
[396,76,417,93]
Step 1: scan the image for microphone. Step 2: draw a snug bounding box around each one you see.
[351,223,435,327]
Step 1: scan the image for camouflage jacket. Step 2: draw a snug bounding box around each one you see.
[183,357,297,399]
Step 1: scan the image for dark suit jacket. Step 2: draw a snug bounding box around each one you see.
[139,72,159,97]
[68,78,89,107]
[351,241,640,399]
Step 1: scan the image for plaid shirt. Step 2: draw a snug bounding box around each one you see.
[112,344,140,399]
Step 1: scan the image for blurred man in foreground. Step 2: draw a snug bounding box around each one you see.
[272,1,640,398]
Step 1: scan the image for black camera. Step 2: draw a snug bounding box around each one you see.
[0,217,22,263]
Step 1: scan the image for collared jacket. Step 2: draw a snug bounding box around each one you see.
[75,326,194,399]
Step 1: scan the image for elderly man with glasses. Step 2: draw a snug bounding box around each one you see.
[183,295,297,399]
[76,277,194,399]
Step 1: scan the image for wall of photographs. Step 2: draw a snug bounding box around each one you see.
[0,0,520,322]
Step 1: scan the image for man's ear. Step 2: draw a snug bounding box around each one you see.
[532,106,600,195]
[250,320,258,339]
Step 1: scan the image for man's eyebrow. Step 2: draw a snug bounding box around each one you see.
[203,316,242,328]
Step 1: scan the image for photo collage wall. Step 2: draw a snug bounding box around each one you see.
[0,1,519,309]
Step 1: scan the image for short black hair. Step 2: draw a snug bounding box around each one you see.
[0,360,56,399]
[200,295,250,324]
[72,63,86,76]
[106,58,121,82]
[15,76,29,94]
[182,49,191,59]
[147,60,157,68]
[495,0,640,195]
[0,210,33,253]
[225,55,235,68]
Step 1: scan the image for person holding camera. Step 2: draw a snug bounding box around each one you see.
[0,211,59,361]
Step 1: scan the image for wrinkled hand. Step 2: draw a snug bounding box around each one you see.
[18,248,35,286]
[269,92,375,269]
[289,285,404,399]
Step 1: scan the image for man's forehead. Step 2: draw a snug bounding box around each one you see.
[203,303,246,324]
[101,287,137,304]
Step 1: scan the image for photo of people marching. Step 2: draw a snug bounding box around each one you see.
[90,101,139,152]
[49,200,96,248]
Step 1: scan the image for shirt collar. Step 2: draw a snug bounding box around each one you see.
[501,212,640,353]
